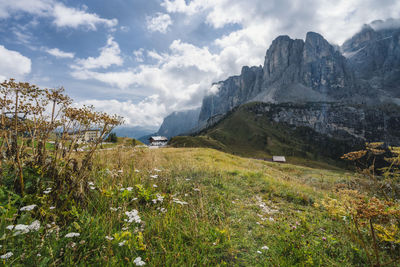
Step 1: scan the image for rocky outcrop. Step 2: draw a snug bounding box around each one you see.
[342,22,400,100]
[246,102,400,145]
[198,22,400,124]
[157,108,200,138]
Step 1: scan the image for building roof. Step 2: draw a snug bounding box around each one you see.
[150,136,168,141]
[272,156,286,162]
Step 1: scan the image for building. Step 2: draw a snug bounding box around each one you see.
[70,130,101,144]
[272,156,286,163]
[149,136,168,146]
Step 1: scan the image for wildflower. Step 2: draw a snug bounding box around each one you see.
[257,250,262,254]
[20,204,37,211]
[43,188,52,194]
[90,186,96,190]
[134,256,146,266]
[50,206,55,210]
[172,198,188,205]
[154,168,161,172]
[88,181,95,186]
[185,178,191,181]
[135,169,140,173]
[7,220,40,235]
[153,184,158,188]
[132,197,138,201]
[152,194,164,204]
[65,232,80,238]
[212,242,217,246]
[126,187,133,191]
[0,252,13,259]
[292,226,297,230]
[150,175,158,179]
[125,210,141,224]
[29,220,41,231]
[295,221,300,226]
[105,236,114,241]
[122,227,129,231]
[268,217,275,222]
[261,246,269,250]
[118,240,126,246]
[322,237,327,241]
[110,207,121,211]
[37,253,41,257]
[193,188,200,192]
[117,169,123,174]
[160,208,167,213]
[79,240,86,245]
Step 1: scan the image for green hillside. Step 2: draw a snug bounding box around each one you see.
[170,102,360,168]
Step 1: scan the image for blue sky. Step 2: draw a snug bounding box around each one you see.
[1,0,399,130]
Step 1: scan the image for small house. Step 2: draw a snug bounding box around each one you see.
[272,156,286,163]
[69,129,101,144]
[149,136,168,146]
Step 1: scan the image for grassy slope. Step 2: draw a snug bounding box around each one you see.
[89,147,374,265]
[169,103,359,169]
[3,146,394,265]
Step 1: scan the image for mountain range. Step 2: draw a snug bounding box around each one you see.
[141,19,400,149]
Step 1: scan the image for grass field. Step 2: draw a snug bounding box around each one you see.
[3,145,394,266]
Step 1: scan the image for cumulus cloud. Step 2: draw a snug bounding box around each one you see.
[75,97,167,128]
[73,37,123,70]
[133,48,145,63]
[0,0,117,30]
[52,3,117,30]
[146,12,172,33]
[46,48,74,58]
[0,45,31,81]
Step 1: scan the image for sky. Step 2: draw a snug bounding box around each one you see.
[0,0,399,131]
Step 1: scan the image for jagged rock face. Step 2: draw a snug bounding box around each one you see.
[198,25,400,124]
[198,66,263,122]
[157,108,200,138]
[248,102,400,145]
[342,24,400,98]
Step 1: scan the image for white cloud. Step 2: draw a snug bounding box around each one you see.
[133,48,145,63]
[146,12,172,33]
[52,3,117,30]
[46,48,74,58]
[0,0,117,30]
[76,97,166,128]
[73,37,123,70]
[0,45,31,81]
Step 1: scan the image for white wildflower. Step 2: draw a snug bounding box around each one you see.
[50,206,56,210]
[152,194,164,204]
[172,198,188,205]
[110,207,121,211]
[132,198,138,201]
[160,208,167,213]
[65,232,80,238]
[153,184,158,188]
[20,204,37,211]
[122,227,129,231]
[126,187,133,191]
[90,186,96,190]
[150,174,158,179]
[261,246,269,250]
[133,256,146,266]
[29,220,40,231]
[257,250,262,254]
[118,240,126,246]
[105,236,114,241]
[185,178,191,181]
[6,225,14,230]
[117,169,123,174]
[269,217,275,222]
[0,252,13,259]
[37,253,41,257]
[193,188,200,192]
[43,188,52,194]
[125,210,141,224]
[134,169,140,173]
[153,168,161,172]
[88,181,95,186]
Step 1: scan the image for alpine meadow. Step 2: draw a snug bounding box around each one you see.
[1,1,400,266]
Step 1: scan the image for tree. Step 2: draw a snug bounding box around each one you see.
[106,132,117,143]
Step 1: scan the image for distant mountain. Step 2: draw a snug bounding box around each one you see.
[199,21,400,124]
[137,108,200,144]
[170,102,400,165]
[113,125,156,139]
[157,108,200,138]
